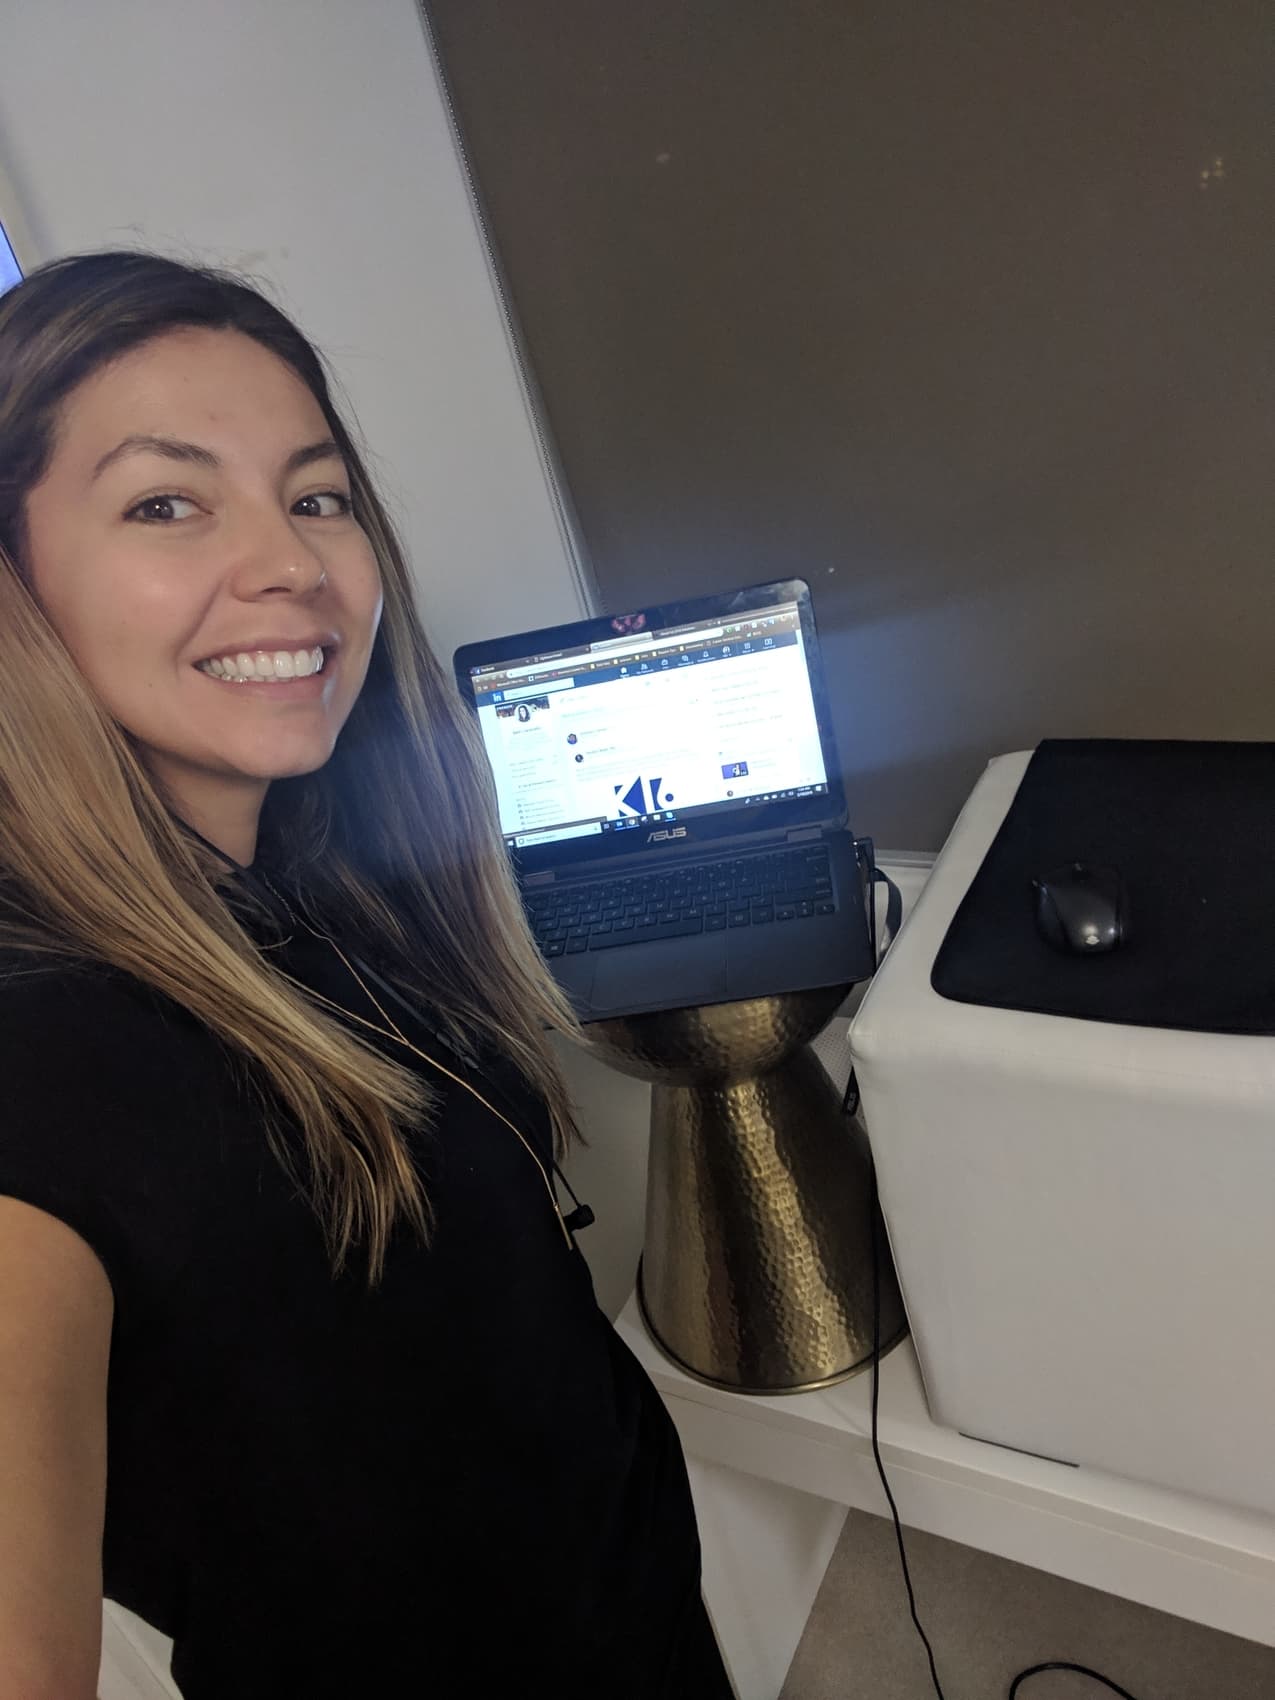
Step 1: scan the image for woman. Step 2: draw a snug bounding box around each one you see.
[0,252,733,1699]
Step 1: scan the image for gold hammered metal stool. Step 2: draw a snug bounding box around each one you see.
[582,984,908,1394]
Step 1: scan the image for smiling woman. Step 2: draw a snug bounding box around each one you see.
[22,325,384,863]
[0,253,732,1699]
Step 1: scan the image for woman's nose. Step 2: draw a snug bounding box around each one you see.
[230,509,328,597]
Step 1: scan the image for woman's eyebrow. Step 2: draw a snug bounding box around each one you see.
[285,438,345,474]
[91,435,344,481]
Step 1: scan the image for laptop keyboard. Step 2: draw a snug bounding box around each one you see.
[526,845,837,957]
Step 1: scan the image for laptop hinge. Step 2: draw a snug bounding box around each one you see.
[523,869,556,887]
[785,825,824,843]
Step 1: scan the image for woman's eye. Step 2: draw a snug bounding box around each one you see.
[293,490,352,518]
[126,494,200,523]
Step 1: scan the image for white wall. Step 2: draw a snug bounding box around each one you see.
[0,0,591,660]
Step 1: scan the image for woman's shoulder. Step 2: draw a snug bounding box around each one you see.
[0,947,204,1074]
[0,951,204,1301]
[0,946,136,1012]
[0,947,112,1007]
[0,945,242,1216]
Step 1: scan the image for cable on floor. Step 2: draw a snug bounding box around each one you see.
[856,839,1148,1700]
[867,1174,1146,1700]
[1008,1664,1143,1698]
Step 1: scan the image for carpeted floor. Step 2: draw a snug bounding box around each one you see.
[779,1509,1275,1700]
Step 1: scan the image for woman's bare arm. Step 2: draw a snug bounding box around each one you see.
[0,1197,112,1700]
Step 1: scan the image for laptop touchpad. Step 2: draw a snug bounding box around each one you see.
[591,937,728,1015]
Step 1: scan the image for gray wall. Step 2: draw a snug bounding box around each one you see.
[429,1,1275,849]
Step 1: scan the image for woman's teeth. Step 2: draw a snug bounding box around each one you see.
[197,646,326,683]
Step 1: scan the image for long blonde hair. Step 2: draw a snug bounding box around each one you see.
[0,251,582,1288]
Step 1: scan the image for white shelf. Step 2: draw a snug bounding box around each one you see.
[617,1293,1275,1650]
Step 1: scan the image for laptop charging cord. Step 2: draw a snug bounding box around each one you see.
[844,837,901,1119]
[849,838,1150,1700]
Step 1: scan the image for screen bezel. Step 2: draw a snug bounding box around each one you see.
[453,576,848,876]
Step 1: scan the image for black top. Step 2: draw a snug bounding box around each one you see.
[0,869,730,1698]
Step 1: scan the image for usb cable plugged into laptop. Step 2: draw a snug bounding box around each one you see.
[854,834,902,966]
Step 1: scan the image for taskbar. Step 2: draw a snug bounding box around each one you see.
[506,782,829,850]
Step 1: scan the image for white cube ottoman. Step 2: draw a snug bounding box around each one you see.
[850,751,1275,1514]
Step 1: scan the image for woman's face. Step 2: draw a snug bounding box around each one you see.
[23,326,383,839]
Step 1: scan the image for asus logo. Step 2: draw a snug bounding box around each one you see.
[647,827,688,843]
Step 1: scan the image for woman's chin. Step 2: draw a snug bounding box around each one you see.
[220,732,341,784]
[232,720,346,778]
[258,749,337,782]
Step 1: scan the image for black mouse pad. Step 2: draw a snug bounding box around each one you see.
[930,739,1275,1034]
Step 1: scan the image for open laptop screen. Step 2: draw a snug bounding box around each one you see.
[467,599,830,850]
[0,221,23,296]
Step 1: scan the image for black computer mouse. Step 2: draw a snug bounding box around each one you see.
[1032,862,1128,954]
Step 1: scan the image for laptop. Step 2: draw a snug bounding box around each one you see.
[453,577,874,1022]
